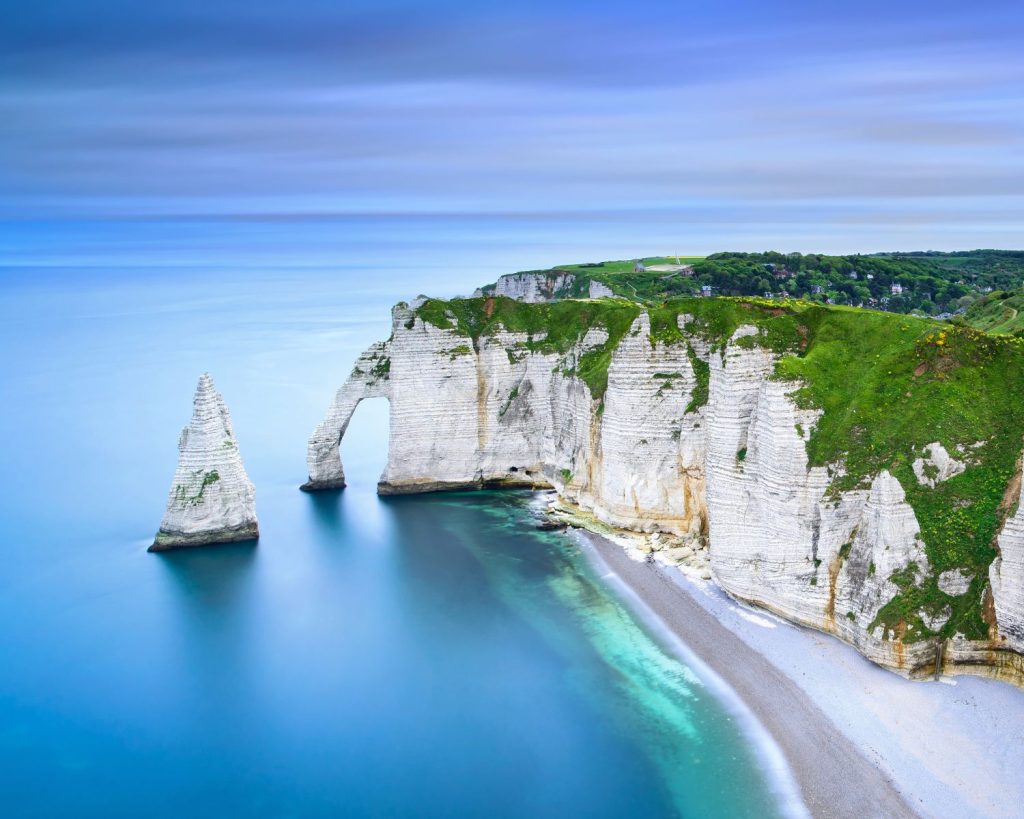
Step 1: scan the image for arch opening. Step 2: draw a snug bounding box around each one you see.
[339,396,391,491]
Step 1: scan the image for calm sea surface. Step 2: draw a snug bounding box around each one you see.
[0,219,787,817]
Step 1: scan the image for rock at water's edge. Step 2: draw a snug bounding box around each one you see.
[150,374,259,551]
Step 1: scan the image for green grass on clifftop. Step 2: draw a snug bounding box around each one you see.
[771,307,1024,640]
[415,295,642,399]
[669,297,1024,641]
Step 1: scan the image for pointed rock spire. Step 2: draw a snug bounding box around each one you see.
[150,374,259,551]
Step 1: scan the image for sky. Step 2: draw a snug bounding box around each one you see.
[2,0,1023,262]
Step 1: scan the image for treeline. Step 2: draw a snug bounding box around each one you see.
[652,250,1024,315]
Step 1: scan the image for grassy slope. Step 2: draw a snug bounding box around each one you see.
[963,288,1024,335]
[416,294,1024,642]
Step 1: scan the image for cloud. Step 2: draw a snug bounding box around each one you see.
[1,0,1022,253]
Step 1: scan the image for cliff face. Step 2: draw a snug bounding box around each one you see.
[992,477,1024,654]
[152,374,258,551]
[305,342,391,490]
[475,271,615,302]
[482,271,577,302]
[306,296,1024,684]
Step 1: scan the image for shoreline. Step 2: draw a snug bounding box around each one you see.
[576,529,915,818]
[577,527,1024,819]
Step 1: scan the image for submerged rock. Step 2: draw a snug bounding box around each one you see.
[151,374,258,551]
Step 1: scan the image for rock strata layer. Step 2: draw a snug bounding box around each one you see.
[152,374,258,551]
[476,271,578,302]
[307,301,1024,685]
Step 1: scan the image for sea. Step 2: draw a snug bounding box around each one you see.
[0,215,791,817]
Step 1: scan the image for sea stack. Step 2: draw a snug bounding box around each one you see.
[150,374,259,551]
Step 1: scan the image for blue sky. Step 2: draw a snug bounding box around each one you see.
[2,0,1023,255]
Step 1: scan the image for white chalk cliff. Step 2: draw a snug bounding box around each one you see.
[306,302,1024,684]
[152,374,258,551]
[992,478,1024,654]
[912,441,966,488]
[475,271,578,302]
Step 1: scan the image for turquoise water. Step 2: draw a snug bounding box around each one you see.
[0,255,785,816]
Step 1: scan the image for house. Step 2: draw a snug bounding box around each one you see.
[866,273,874,280]
[700,285,714,297]
[634,261,646,273]
[880,296,891,306]
[891,283,903,295]
[779,290,790,298]
[849,272,859,280]
[811,284,824,294]
[763,263,777,272]
[763,291,773,298]
[773,270,790,280]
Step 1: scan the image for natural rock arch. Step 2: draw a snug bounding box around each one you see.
[302,341,391,490]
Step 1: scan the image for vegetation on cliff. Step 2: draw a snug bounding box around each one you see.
[416,293,1024,643]
[662,296,1024,641]
[500,250,1024,316]
[962,287,1024,335]
[415,295,642,399]
[769,307,1024,640]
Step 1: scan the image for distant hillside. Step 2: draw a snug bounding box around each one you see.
[505,250,1024,316]
[962,288,1024,335]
